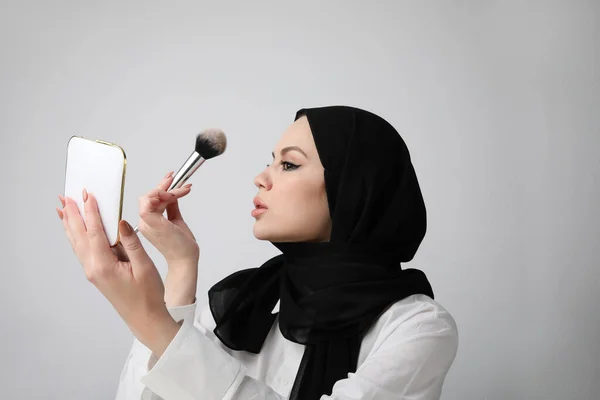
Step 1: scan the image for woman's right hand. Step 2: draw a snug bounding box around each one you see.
[137,171,200,269]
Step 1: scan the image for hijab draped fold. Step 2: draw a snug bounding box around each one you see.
[208,106,433,399]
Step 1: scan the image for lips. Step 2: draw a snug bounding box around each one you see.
[253,197,268,210]
[252,197,268,218]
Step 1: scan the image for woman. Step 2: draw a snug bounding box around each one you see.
[57,106,458,400]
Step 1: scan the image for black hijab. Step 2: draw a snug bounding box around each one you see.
[208,106,434,399]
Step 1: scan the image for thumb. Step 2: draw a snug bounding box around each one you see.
[118,220,153,273]
[166,200,183,222]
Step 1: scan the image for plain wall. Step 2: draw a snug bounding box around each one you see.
[1,1,598,399]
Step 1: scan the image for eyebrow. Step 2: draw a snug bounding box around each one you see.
[272,146,308,159]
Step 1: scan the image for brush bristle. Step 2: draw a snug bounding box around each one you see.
[195,129,227,159]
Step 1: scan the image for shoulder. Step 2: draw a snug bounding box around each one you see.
[378,294,456,332]
[325,296,458,399]
[349,295,458,396]
[362,294,458,358]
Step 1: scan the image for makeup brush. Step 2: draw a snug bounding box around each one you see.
[133,129,227,234]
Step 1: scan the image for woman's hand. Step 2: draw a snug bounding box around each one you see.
[137,172,199,268]
[136,172,199,307]
[57,191,180,357]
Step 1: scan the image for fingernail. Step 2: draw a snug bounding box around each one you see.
[58,195,66,207]
[82,188,88,202]
[120,220,134,236]
[56,207,64,220]
[184,184,192,189]
[165,171,174,179]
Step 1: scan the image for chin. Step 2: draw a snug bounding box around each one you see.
[253,225,278,241]
[253,221,292,242]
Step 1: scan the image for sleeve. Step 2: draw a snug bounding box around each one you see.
[114,302,199,400]
[135,301,458,400]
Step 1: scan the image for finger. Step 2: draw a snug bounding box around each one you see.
[111,242,130,262]
[59,201,75,244]
[165,199,183,222]
[83,190,116,265]
[63,196,89,253]
[157,171,174,191]
[150,187,190,200]
[149,171,175,200]
[118,220,154,275]
[142,188,174,212]
[57,205,75,248]
[171,184,193,197]
[164,186,192,220]
[142,187,191,215]
[146,184,191,201]
[57,196,66,228]
[157,186,191,202]
[139,193,163,218]
[165,201,197,240]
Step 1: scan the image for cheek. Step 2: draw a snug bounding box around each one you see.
[285,180,329,222]
[254,173,330,242]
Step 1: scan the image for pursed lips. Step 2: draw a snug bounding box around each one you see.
[253,197,268,209]
[252,197,268,217]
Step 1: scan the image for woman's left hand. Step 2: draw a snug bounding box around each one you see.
[57,189,181,357]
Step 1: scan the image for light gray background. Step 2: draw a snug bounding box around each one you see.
[1,1,598,399]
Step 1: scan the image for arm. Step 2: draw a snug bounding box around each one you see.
[139,303,458,400]
[114,172,202,399]
[164,267,197,308]
[115,301,198,400]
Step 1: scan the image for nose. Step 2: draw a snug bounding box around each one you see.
[254,166,273,190]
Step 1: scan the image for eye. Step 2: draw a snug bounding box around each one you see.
[281,161,299,171]
[266,161,299,170]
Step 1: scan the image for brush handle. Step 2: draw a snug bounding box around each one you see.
[132,151,206,234]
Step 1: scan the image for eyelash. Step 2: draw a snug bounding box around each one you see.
[266,161,299,171]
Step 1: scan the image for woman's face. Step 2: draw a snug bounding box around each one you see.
[253,116,332,243]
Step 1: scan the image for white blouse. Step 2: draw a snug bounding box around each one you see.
[115,294,458,400]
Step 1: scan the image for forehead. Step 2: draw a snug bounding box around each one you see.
[274,116,317,154]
